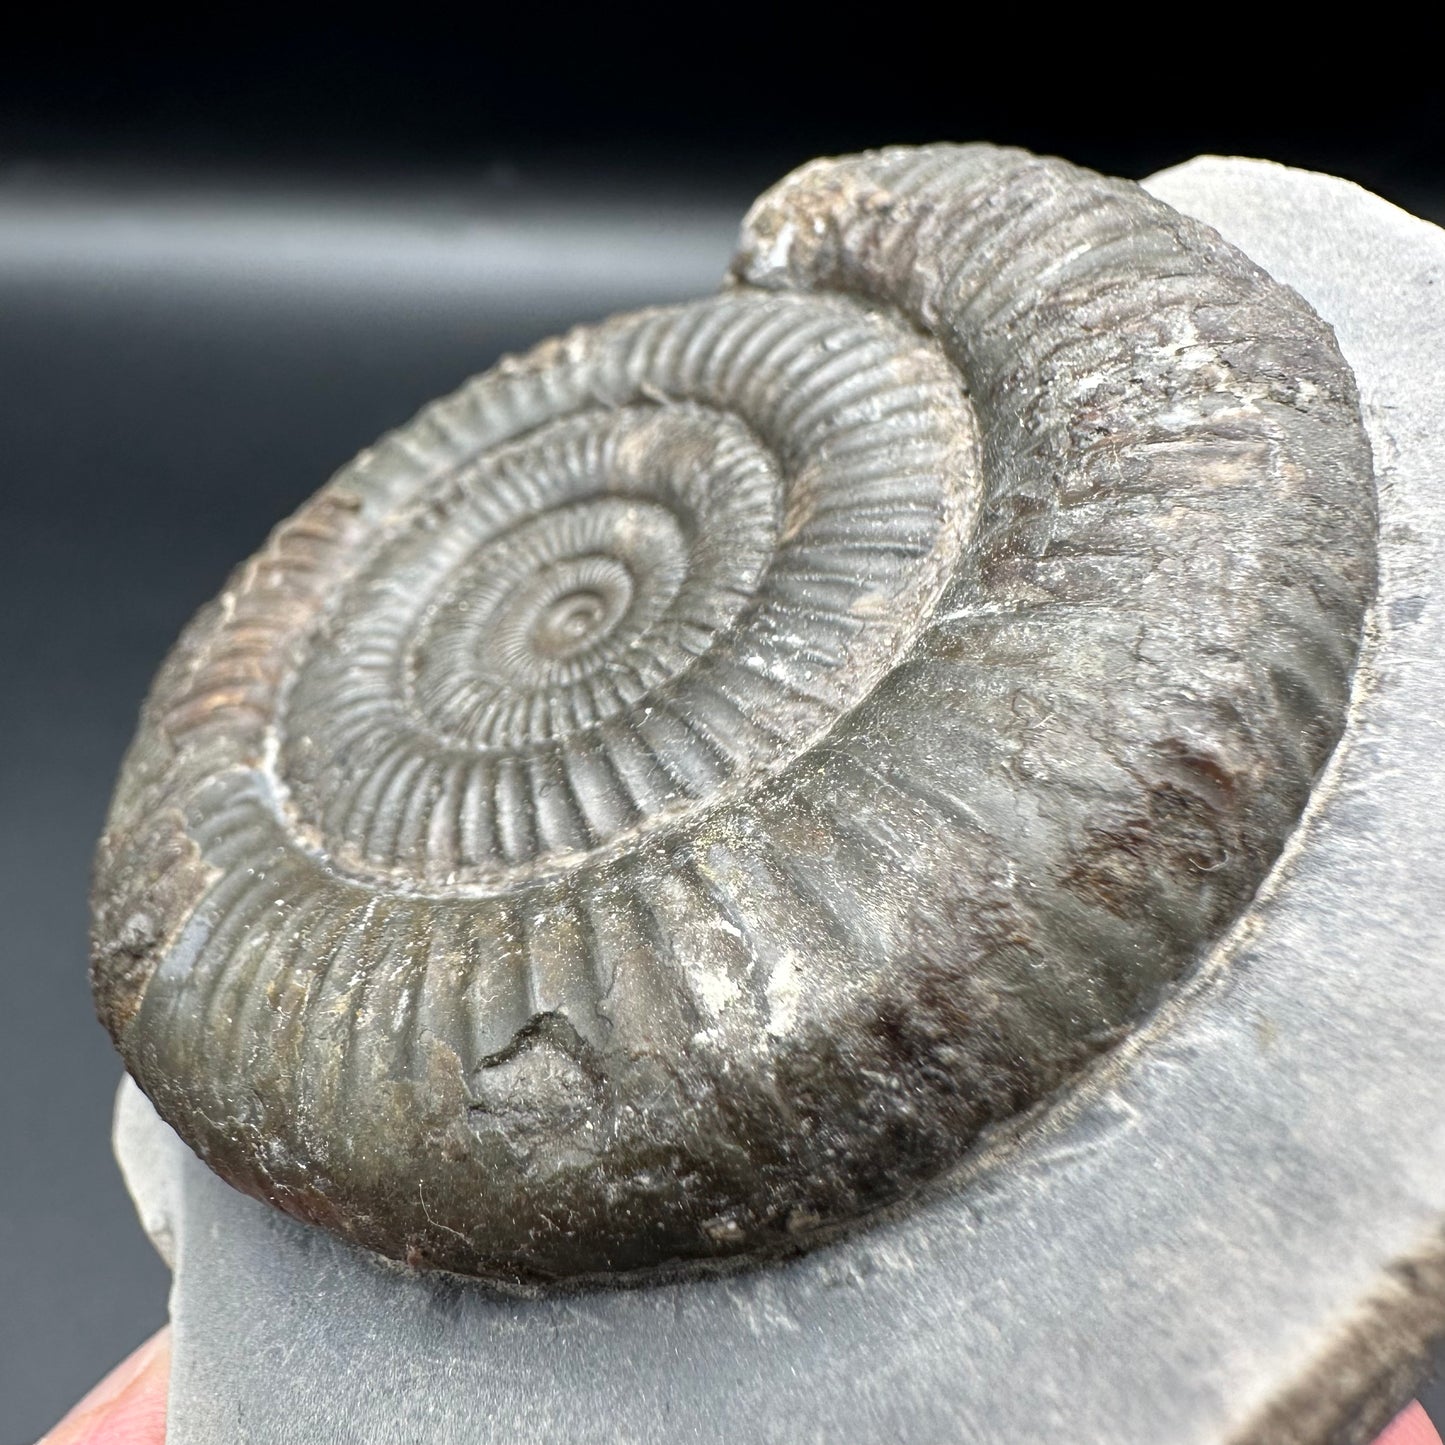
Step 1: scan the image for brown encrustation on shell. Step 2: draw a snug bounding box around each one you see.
[90,144,1377,1285]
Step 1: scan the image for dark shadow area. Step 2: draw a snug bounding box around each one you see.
[3,21,1443,217]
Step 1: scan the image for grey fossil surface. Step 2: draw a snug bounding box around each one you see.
[89,144,1376,1284]
[117,156,1445,1445]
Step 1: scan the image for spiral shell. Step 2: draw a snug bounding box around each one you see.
[91,144,1376,1284]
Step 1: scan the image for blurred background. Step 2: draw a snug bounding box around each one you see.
[2,20,1442,1441]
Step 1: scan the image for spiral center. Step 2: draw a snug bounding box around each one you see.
[518,555,635,664]
[536,590,608,653]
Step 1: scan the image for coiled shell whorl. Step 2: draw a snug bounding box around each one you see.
[91,144,1376,1284]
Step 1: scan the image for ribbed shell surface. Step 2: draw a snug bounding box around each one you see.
[91,144,1376,1283]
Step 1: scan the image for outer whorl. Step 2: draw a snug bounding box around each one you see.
[91,144,1376,1284]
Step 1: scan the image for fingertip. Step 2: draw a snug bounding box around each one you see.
[1373,1400,1444,1445]
[38,1328,170,1445]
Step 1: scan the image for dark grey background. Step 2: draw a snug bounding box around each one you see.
[2,23,1443,1443]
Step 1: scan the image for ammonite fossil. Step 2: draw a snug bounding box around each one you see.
[91,144,1376,1285]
